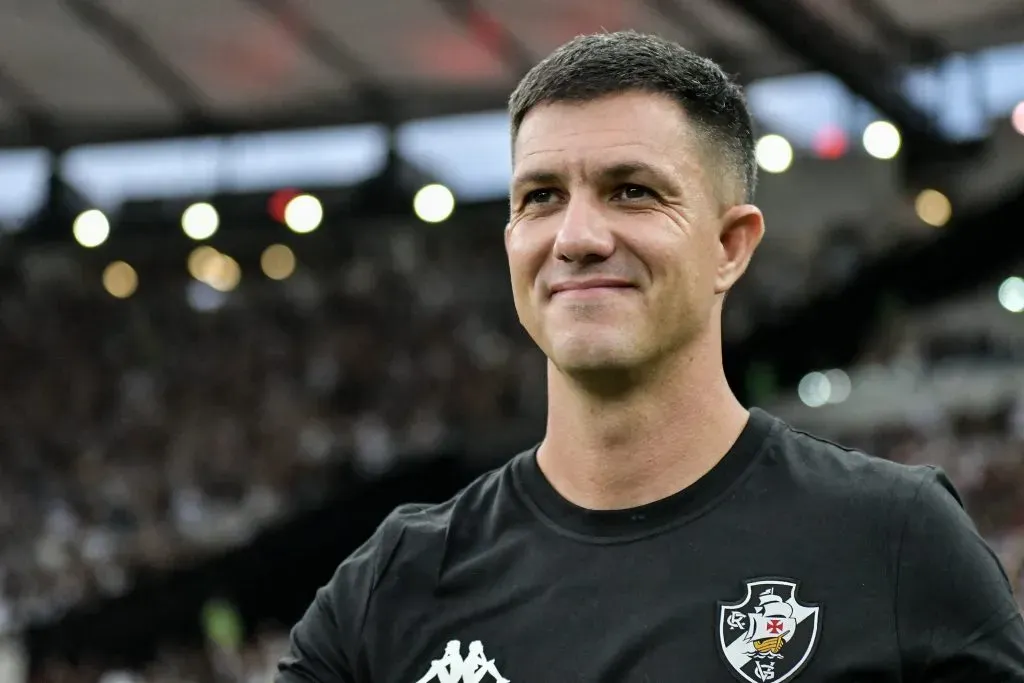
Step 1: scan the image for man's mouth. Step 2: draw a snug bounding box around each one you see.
[549,278,635,297]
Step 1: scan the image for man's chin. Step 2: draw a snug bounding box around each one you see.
[547,337,644,375]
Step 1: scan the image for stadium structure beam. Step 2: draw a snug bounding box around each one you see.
[645,0,747,80]
[715,0,966,165]
[431,0,536,77]
[942,8,1024,51]
[61,0,206,120]
[0,85,512,149]
[238,0,393,115]
[0,66,54,145]
[848,0,946,63]
[0,33,801,150]
[725,180,1024,399]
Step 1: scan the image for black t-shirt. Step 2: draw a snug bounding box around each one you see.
[277,409,1024,682]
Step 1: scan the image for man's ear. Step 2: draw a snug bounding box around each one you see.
[715,204,764,294]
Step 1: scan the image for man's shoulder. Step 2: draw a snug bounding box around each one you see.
[373,452,524,555]
[763,411,937,506]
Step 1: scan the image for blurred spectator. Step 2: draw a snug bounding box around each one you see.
[32,621,289,683]
[0,226,545,634]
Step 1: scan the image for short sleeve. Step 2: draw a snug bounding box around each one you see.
[895,467,1024,681]
[276,511,407,683]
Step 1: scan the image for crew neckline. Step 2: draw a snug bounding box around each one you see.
[512,408,776,541]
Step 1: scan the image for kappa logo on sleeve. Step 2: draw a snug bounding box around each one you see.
[718,578,822,683]
[414,640,510,683]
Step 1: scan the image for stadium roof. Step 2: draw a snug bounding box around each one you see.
[1,0,1023,150]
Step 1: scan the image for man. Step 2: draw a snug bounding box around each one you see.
[277,31,1024,682]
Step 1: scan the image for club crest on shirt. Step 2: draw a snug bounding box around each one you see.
[718,578,821,683]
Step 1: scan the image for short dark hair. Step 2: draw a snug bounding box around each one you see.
[508,31,757,205]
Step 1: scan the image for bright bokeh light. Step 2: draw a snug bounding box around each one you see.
[182,202,219,240]
[207,254,241,292]
[812,125,848,160]
[823,369,851,404]
[998,276,1024,313]
[1012,102,1024,136]
[261,244,296,280]
[755,134,793,174]
[284,194,323,234]
[102,261,137,299]
[186,280,228,313]
[798,371,831,408]
[73,209,110,248]
[413,184,456,223]
[187,245,240,292]
[915,189,952,227]
[863,121,902,160]
[268,188,300,223]
[188,245,221,282]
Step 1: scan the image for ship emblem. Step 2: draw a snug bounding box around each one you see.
[718,578,821,682]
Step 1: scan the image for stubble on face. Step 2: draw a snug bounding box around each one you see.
[505,92,724,380]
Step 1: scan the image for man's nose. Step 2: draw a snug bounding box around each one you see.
[552,196,615,264]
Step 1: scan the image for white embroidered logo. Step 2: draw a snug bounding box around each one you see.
[415,640,510,683]
[718,579,822,683]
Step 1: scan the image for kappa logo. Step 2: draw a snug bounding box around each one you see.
[414,640,510,683]
[718,578,821,683]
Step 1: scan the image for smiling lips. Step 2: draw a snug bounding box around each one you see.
[549,278,635,297]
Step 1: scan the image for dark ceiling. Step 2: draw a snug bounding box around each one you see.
[0,0,1021,150]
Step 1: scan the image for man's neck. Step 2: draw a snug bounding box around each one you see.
[537,337,749,511]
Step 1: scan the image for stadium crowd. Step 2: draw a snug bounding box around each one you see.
[0,225,1019,683]
[0,227,544,637]
[28,622,290,683]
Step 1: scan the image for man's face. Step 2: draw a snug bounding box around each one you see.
[505,91,758,377]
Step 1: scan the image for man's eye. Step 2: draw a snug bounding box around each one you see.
[616,185,654,200]
[524,189,556,205]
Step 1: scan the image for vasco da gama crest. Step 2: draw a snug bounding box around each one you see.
[718,579,821,683]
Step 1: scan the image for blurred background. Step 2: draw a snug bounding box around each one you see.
[0,0,1022,681]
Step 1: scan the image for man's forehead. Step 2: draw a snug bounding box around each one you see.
[512,103,701,177]
[515,92,694,146]
[511,151,678,185]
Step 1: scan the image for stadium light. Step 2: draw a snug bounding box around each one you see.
[812,125,848,160]
[186,280,228,313]
[413,184,455,223]
[1012,102,1024,137]
[73,209,110,248]
[261,244,296,280]
[755,135,793,174]
[915,189,952,227]
[284,194,323,234]
[207,254,241,292]
[863,121,901,160]
[102,261,137,299]
[797,371,831,408]
[823,369,851,404]
[268,188,300,223]
[182,202,219,240]
[998,276,1024,313]
[188,245,221,283]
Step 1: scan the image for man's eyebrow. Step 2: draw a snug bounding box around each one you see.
[511,161,674,190]
[598,161,672,184]
[510,170,561,190]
